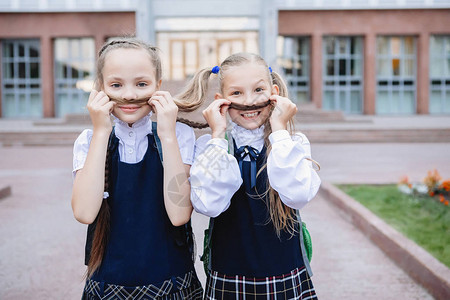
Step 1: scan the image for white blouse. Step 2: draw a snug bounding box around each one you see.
[72,114,195,177]
[190,122,321,217]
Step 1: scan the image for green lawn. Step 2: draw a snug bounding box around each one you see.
[338,184,450,268]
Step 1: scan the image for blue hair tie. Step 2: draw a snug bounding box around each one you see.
[268,67,273,73]
[211,66,220,74]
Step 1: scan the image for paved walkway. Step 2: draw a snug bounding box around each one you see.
[1,127,449,299]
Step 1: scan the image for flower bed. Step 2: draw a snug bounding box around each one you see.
[339,181,450,268]
[398,169,450,206]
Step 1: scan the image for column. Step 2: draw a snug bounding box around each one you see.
[95,34,105,57]
[259,0,278,66]
[417,32,429,114]
[310,33,322,108]
[364,33,376,115]
[136,0,155,44]
[41,35,54,118]
[0,41,2,117]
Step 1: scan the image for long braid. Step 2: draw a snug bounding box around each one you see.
[86,143,111,278]
[176,117,209,129]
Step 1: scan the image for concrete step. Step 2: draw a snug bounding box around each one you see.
[296,108,346,123]
[1,127,450,146]
[33,114,92,126]
[301,128,450,143]
[0,131,81,147]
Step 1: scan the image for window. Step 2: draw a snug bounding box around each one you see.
[376,36,416,114]
[169,39,199,80]
[217,39,246,66]
[323,36,363,113]
[157,31,258,81]
[54,38,95,117]
[277,36,310,104]
[1,39,42,118]
[429,35,450,114]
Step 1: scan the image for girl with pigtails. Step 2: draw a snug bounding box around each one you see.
[181,53,321,299]
[71,37,205,299]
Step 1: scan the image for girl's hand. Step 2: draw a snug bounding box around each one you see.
[86,90,115,135]
[149,91,178,140]
[202,99,230,139]
[269,95,298,132]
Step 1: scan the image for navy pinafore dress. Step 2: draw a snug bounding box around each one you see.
[82,133,202,299]
[204,143,317,299]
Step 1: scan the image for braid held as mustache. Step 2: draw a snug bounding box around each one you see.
[228,99,272,111]
[109,96,149,106]
[187,99,272,128]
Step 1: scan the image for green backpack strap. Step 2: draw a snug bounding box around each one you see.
[200,217,214,274]
[224,130,234,155]
[152,121,163,163]
[296,209,313,277]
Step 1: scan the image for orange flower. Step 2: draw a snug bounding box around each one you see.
[429,191,435,197]
[424,169,442,192]
[399,175,410,185]
[439,195,445,203]
[441,180,450,192]
[445,200,449,206]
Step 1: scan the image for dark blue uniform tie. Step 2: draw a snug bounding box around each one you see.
[235,145,260,188]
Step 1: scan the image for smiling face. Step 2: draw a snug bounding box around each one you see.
[101,48,161,125]
[217,63,278,130]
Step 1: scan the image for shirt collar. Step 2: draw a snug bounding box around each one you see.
[229,121,265,152]
[113,114,152,142]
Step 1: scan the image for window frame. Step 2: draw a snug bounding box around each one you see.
[276,35,311,104]
[322,35,364,114]
[429,35,450,114]
[1,39,42,118]
[376,36,417,114]
[53,37,95,117]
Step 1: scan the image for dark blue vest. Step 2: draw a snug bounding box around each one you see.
[87,133,194,286]
[211,144,304,276]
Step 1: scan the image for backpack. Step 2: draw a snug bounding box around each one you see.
[200,132,313,276]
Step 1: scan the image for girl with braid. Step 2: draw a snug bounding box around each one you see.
[183,53,321,299]
[71,37,203,299]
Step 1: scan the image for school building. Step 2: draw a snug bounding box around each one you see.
[1,0,449,118]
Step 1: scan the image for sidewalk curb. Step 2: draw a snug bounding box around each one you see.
[319,182,450,300]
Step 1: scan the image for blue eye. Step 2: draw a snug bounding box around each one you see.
[137,82,148,87]
[231,91,241,96]
[111,83,121,88]
[255,87,264,93]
